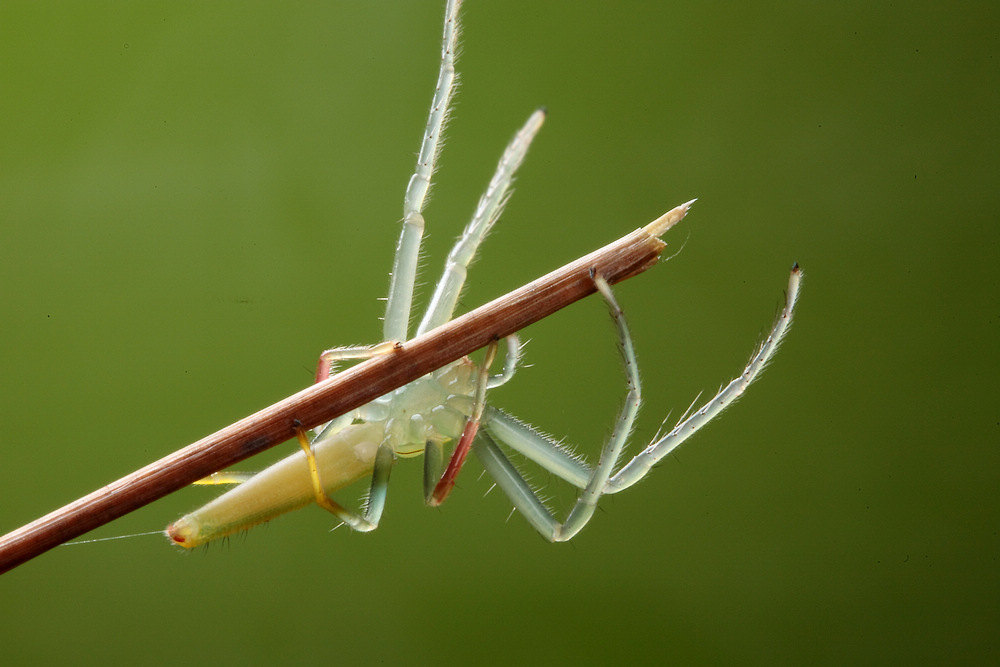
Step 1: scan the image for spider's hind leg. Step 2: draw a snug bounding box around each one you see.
[605,264,802,493]
[474,271,642,541]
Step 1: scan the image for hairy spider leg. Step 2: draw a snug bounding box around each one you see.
[384,0,462,343]
[475,271,638,541]
[314,340,401,383]
[417,109,546,336]
[606,264,802,492]
[474,265,801,540]
[427,339,499,506]
[304,0,542,527]
[295,424,394,533]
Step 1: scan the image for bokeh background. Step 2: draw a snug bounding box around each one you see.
[1,2,996,664]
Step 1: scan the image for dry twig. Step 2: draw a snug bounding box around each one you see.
[0,207,689,574]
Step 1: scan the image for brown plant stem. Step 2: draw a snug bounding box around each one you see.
[0,206,689,574]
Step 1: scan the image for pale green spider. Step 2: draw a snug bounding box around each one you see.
[166,0,801,548]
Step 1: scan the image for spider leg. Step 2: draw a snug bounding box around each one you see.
[474,271,640,541]
[384,0,462,343]
[475,265,801,541]
[425,338,499,506]
[422,333,520,502]
[195,337,404,492]
[487,334,522,389]
[606,264,802,493]
[295,426,394,532]
[481,407,592,489]
[190,471,257,486]
[417,109,546,336]
[307,340,403,440]
[314,340,401,383]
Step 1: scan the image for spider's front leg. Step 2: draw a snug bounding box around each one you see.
[384,0,461,343]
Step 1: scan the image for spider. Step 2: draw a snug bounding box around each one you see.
[166,0,801,548]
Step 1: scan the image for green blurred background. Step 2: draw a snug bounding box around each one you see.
[1,1,996,664]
